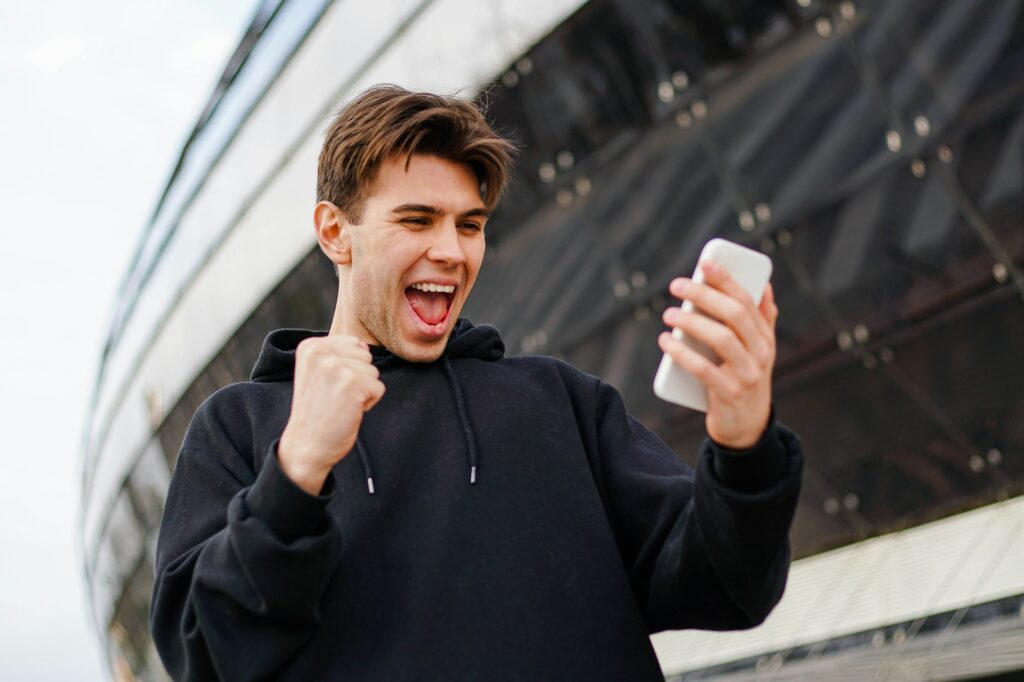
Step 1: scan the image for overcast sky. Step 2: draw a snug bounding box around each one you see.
[0,1,255,678]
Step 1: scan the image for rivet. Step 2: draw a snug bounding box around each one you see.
[515,57,533,75]
[556,150,575,169]
[657,81,674,103]
[824,497,840,515]
[938,145,953,163]
[892,628,906,645]
[797,0,811,7]
[853,324,870,344]
[815,17,833,37]
[969,455,985,473]
[879,347,895,364]
[914,115,931,137]
[555,189,573,207]
[631,271,648,288]
[987,448,1003,466]
[538,163,556,182]
[993,262,1009,283]
[671,71,689,90]
[862,353,878,370]
[760,238,776,254]
[501,71,519,88]
[776,229,793,246]
[839,1,856,20]
[739,211,756,232]
[691,100,708,119]
[872,631,886,648]
[886,130,902,152]
[911,159,926,178]
[613,281,631,299]
[675,111,693,128]
[755,202,772,223]
[837,331,853,351]
[574,177,592,197]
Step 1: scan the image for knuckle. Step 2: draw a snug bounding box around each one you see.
[739,369,759,390]
[714,328,735,352]
[726,302,746,326]
[725,383,744,402]
[295,338,317,358]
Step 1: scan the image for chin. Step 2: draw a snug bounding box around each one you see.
[390,335,448,363]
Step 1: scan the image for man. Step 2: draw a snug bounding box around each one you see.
[151,85,802,681]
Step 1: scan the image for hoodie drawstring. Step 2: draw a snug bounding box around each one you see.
[442,357,480,486]
[354,357,479,495]
[355,436,375,495]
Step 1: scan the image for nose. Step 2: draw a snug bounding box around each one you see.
[426,220,468,266]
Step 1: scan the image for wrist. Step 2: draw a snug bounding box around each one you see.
[710,406,774,453]
[277,432,332,496]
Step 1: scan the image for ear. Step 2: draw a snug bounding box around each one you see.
[313,201,352,266]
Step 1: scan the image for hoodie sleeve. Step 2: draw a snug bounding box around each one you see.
[150,423,342,681]
[591,379,803,633]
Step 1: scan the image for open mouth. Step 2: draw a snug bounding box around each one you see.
[404,282,456,328]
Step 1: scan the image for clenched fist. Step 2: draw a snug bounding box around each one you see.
[278,334,386,495]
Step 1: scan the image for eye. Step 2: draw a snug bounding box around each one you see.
[401,217,430,227]
[459,221,483,233]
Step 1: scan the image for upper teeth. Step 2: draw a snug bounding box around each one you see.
[411,282,455,293]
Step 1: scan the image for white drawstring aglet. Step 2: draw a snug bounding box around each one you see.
[470,466,477,484]
[367,477,376,495]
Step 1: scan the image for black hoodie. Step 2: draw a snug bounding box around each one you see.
[151,319,803,681]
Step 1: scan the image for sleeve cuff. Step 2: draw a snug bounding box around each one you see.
[245,439,336,541]
[707,408,787,493]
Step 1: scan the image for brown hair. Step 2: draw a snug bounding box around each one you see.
[317,84,517,223]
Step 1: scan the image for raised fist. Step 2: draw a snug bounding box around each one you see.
[278,334,385,495]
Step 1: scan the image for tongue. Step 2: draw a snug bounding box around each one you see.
[406,289,449,325]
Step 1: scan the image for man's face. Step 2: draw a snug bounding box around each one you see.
[340,153,488,362]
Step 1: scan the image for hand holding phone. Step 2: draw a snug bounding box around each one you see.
[653,238,776,448]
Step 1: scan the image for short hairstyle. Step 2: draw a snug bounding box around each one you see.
[317,84,517,223]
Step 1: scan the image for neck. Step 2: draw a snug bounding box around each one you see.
[329,283,361,338]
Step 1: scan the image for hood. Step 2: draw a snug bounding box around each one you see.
[250,318,504,382]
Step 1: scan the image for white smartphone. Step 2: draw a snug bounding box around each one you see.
[653,238,773,412]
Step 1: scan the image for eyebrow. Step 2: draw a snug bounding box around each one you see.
[391,203,491,219]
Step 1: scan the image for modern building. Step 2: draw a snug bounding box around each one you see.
[80,0,1024,679]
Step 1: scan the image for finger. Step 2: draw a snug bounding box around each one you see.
[663,308,760,382]
[360,377,386,411]
[700,259,775,339]
[341,357,380,379]
[327,334,374,361]
[307,333,371,357]
[658,332,740,399]
[670,273,768,360]
[760,282,779,330]
[700,260,775,360]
